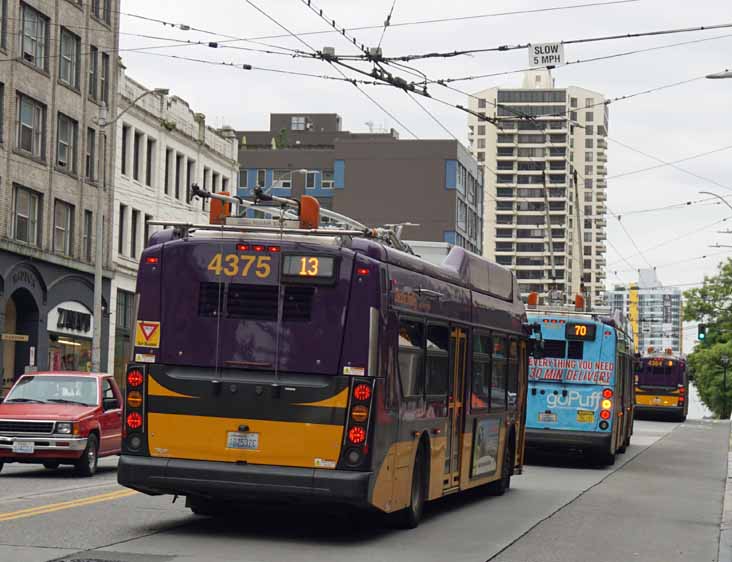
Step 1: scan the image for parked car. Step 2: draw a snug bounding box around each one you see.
[0,372,123,476]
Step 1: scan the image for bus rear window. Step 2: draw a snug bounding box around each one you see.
[543,339,566,358]
[568,341,584,360]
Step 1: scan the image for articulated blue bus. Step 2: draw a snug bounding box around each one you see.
[526,311,635,465]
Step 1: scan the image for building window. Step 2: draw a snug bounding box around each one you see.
[291,116,306,130]
[56,113,78,173]
[585,112,594,122]
[121,125,130,176]
[83,209,92,261]
[585,178,593,189]
[100,53,110,103]
[144,214,153,244]
[164,148,172,194]
[322,170,334,189]
[477,138,486,149]
[585,151,593,162]
[92,0,111,24]
[186,159,195,202]
[118,204,127,256]
[273,169,292,188]
[133,131,142,181]
[17,94,45,159]
[59,28,80,88]
[21,3,48,70]
[222,177,229,193]
[585,138,593,149]
[175,154,183,199]
[305,171,317,189]
[131,209,139,258]
[13,185,41,245]
[239,168,248,189]
[478,98,486,109]
[53,200,73,256]
[145,138,155,186]
[88,45,98,99]
[85,128,96,180]
[0,0,7,50]
[256,169,266,187]
[477,125,485,135]
[114,289,134,385]
[585,97,594,108]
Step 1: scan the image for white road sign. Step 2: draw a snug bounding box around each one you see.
[529,42,565,67]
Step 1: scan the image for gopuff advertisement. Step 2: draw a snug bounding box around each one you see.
[529,357,613,385]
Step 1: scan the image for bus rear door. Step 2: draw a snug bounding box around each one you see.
[444,327,467,491]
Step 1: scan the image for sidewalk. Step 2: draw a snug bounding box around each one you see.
[719,426,732,562]
[494,420,731,562]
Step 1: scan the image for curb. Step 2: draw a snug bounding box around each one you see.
[720,421,732,562]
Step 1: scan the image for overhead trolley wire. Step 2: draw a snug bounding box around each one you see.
[376,21,732,62]
[243,0,419,139]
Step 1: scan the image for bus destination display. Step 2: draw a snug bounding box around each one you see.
[283,255,335,279]
[565,322,597,341]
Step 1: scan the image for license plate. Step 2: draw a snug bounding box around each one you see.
[538,413,557,423]
[226,432,258,450]
[577,410,595,423]
[12,441,34,454]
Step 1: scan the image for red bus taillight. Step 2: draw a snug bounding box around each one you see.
[602,388,613,399]
[126,412,143,430]
[353,384,371,401]
[600,410,611,420]
[348,426,367,445]
[127,370,144,388]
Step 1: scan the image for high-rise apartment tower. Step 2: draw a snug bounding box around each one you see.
[468,70,608,304]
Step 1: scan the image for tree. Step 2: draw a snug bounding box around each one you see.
[684,259,732,417]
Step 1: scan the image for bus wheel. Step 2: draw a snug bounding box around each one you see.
[487,440,514,496]
[390,445,427,529]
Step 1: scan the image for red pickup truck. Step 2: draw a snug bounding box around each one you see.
[0,372,123,476]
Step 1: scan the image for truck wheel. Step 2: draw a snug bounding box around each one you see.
[390,444,427,529]
[43,462,60,470]
[74,434,99,477]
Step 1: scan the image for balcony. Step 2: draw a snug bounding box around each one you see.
[596,191,606,201]
[596,166,607,176]
[596,231,607,241]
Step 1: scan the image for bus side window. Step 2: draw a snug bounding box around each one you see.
[472,333,492,410]
[567,341,583,360]
[508,338,519,408]
[398,318,425,397]
[492,335,508,410]
[425,324,449,396]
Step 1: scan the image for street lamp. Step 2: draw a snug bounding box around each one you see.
[90,88,170,372]
[706,70,732,79]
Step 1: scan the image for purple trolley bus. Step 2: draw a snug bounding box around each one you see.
[118,190,531,528]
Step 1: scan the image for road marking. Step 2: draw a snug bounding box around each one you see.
[0,489,137,523]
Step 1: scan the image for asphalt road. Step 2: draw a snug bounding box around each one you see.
[0,419,728,562]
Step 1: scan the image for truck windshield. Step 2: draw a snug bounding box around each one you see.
[4,376,98,406]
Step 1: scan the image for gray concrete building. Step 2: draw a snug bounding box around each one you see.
[237,113,483,254]
[0,1,120,392]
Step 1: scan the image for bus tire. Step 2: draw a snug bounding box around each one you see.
[390,443,427,529]
[487,438,514,496]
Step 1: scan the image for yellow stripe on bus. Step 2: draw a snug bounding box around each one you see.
[147,376,198,399]
[147,413,343,468]
[293,387,349,408]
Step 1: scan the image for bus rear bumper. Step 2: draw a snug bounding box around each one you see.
[635,405,685,418]
[526,428,611,451]
[118,455,373,506]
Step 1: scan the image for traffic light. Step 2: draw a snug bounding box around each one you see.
[698,324,707,341]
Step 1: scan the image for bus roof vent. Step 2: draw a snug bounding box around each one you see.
[442,246,513,301]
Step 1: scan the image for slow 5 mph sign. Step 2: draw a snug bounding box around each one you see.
[529,42,565,67]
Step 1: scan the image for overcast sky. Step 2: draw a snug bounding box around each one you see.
[119,0,732,350]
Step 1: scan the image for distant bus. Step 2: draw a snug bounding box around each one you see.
[634,353,688,422]
[526,308,635,465]
[118,196,531,528]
